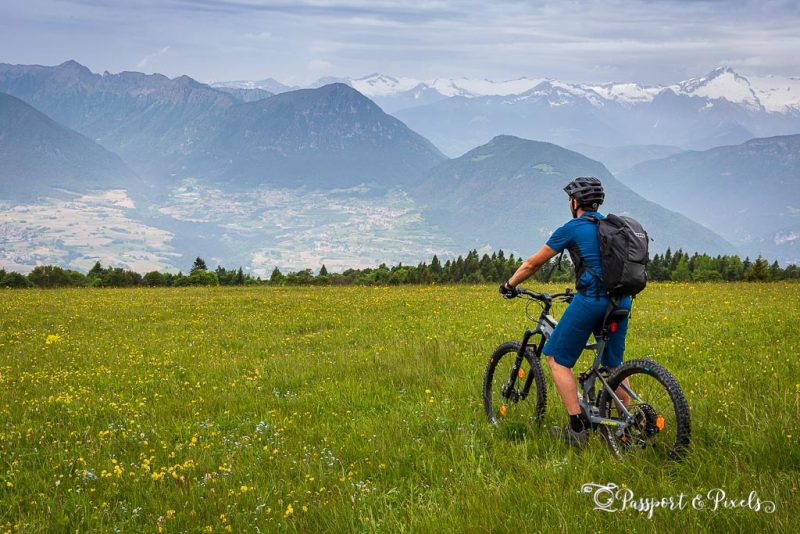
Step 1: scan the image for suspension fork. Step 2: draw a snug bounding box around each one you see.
[503,329,543,400]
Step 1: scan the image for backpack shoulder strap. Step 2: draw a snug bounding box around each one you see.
[579,214,601,281]
[583,260,601,282]
[543,250,564,283]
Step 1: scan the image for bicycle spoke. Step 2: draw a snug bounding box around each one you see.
[598,360,690,461]
[483,341,547,437]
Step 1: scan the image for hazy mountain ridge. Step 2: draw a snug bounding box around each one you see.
[174,83,447,188]
[0,91,137,199]
[412,135,736,257]
[394,73,800,156]
[0,62,445,189]
[566,144,685,175]
[0,60,241,174]
[213,86,274,102]
[618,134,800,263]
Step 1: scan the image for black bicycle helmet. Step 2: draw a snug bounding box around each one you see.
[564,176,605,211]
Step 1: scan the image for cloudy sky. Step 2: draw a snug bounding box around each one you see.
[1,0,798,85]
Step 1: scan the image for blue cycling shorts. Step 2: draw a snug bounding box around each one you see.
[542,293,632,369]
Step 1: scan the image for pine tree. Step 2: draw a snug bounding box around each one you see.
[430,255,443,279]
[724,255,744,281]
[464,250,480,279]
[649,253,667,281]
[744,257,770,281]
[270,267,285,285]
[769,260,782,280]
[453,256,465,282]
[215,266,227,284]
[688,252,699,272]
[236,267,245,285]
[88,261,104,279]
[671,256,691,281]
[319,264,329,277]
[480,253,495,281]
[669,249,683,272]
[191,257,207,274]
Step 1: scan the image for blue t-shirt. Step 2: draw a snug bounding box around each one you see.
[546,212,605,296]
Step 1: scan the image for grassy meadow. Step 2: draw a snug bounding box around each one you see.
[1,283,798,532]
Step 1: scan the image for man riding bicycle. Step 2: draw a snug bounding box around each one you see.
[499,177,632,447]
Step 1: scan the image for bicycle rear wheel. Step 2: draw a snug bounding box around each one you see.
[482,341,547,434]
[597,359,690,461]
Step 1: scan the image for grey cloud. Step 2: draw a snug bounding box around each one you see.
[1,0,798,84]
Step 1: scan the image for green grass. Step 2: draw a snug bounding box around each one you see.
[1,283,798,532]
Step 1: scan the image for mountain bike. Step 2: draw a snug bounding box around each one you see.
[482,287,690,460]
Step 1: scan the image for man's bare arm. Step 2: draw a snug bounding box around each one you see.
[507,245,558,287]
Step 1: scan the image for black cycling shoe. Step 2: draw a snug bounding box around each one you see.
[549,424,588,448]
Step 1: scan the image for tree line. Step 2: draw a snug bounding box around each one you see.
[1,249,798,289]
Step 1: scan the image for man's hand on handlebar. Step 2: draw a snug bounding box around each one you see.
[499,280,519,299]
[499,286,575,304]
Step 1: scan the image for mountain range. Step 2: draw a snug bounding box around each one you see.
[619,134,800,263]
[0,60,239,176]
[566,144,685,176]
[0,60,798,273]
[214,68,800,114]
[172,83,445,189]
[393,68,800,157]
[0,61,443,189]
[214,67,800,157]
[414,135,735,256]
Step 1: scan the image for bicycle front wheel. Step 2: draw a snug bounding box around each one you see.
[597,359,691,461]
[482,341,547,433]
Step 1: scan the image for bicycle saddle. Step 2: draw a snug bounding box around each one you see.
[603,309,629,328]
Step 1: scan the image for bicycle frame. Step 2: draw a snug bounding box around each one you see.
[503,291,641,436]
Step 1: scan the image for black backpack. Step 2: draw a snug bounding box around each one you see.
[585,214,649,299]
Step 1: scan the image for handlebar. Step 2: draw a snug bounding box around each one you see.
[510,287,574,303]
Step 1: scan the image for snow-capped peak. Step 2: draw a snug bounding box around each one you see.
[210,78,298,94]
[671,66,762,110]
[744,74,800,113]
[350,74,421,96]
[585,82,661,105]
[509,80,606,107]
[429,77,547,97]
[350,75,547,98]
[211,67,800,113]
[341,74,551,101]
